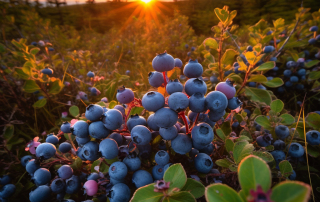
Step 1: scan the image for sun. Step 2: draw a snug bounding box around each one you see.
[141,0,152,3]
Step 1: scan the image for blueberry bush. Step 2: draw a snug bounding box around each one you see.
[1,2,320,202]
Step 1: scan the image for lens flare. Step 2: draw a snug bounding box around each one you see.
[141,0,151,3]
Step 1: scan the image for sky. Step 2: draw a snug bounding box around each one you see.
[35,0,174,5]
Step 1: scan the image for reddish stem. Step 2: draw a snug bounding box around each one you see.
[162,72,167,87]
[194,113,200,126]
[179,111,189,134]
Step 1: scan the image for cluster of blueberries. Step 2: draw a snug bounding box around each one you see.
[6,50,244,202]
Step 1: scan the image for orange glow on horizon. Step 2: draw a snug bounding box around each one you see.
[141,0,152,3]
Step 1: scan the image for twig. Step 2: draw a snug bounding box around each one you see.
[226,30,241,53]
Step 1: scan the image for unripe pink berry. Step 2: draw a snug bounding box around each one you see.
[83,180,98,196]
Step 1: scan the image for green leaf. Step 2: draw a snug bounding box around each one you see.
[238,155,272,197]
[247,74,268,83]
[270,99,284,113]
[270,181,311,202]
[305,112,320,130]
[163,163,187,193]
[252,151,274,164]
[244,87,271,105]
[91,159,110,173]
[204,53,215,63]
[305,60,319,68]
[30,48,40,55]
[69,106,80,117]
[307,145,320,158]
[253,61,275,71]
[152,135,162,145]
[163,192,196,202]
[279,160,293,178]
[64,133,75,142]
[203,38,218,50]
[273,18,285,29]
[308,71,320,80]
[229,164,238,172]
[23,80,40,93]
[108,100,117,109]
[3,124,14,140]
[33,98,47,108]
[233,141,254,164]
[15,68,30,79]
[49,79,64,94]
[225,139,234,153]
[222,49,238,66]
[205,184,244,202]
[254,115,272,130]
[130,107,144,116]
[263,78,284,88]
[70,157,82,170]
[131,183,163,202]
[215,159,233,168]
[238,190,247,202]
[214,8,229,24]
[225,73,243,83]
[280,114,295,125]
[216,129,226,141]
[181,178,205,199]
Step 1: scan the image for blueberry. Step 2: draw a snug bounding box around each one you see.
[171,133,192,154]
[263,46,275,53]
[60,122,71,133]
[102,109,123,130]
[159,126,178,140]
[247,45,253,51]
[41,67,53,75]
[76,136,90,146]
[148,71,164,88]
[189,148,199,158]
[50,178,66,193]
[174,58,183,68]
[36,143,56,160]
[65,175,81,194]
[248,82,256,87]
[191,123,214,146]
[87,173,99,181]
[205,91,228,112]
[290,76,299,83]
[273,140,285,150]
[166,79,184,95]
[270,150,286,168]
[155,150,170,166]
[142,91,165,112]
[109,162,128,180]
[285,81,293,88]
[152,52,175,72]
[275,125,290,140]
[82,141,100,161]
[266,30,273,35]
[113,105,125,116]
[256,134,273,147]
[168,92,189,112]
[210,75,219,83]
[189,92,206,113]
[29,185,51,202]
[309,26,318,32]
[108,132,123,146]
[76,147,86,160]
[283,69,292,77]
[31,41,38,46]
[184,78,207,96]
[270,57,277,61]
[123,153,141,171]
[286,61,297,68]
[277,87,285,93]
[272,66,279,71]
[287,142,304,158]
[152,165,164,180]
[194,153,213,173]
[99,138,119,159]
[228,97,242,110]
[33,168,51,186]
[185,44,189,49]
[308,38,316,44]
[101,97,108,103]
[127,115,147,132]
[70,120,89,138]
[154,107,178,128]
[297,69,306,77]
[147,114,160,131]
[132,170,153,188]
[183,59,203,78]
[131,125,152,145]
[87,71,95,78]
[257,84,266,90]
[26,159,40,176]
[289,170,296,180]
[199,142,214,155]
[57,165,73,179]
[85,104,104,122]
[89,121,111,139]
[316,34,320,41]
[191,46,196,51]
[208,109,225,122]
[0,175,11,186]
[295,84,304,91]
[306,130,320,145]
[108,183,131,202]
[137,143,152,159]
[116,86,134,104]
[21,155,32,167]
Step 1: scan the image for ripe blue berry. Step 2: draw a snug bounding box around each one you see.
[41,68,53,75]
[36,143,56,160]
[290,76,299,83]
[174,58,183,68]
[148,71,164,88]
[71,120,89,138]
[287,143,304,158]
[308,38,316,44]
[89,121,111,139]
[21,155,32,167]
[131,125,152,145]
[82,141,100,161]
[171,133,192,154]
[184,78,207,96]
[183,59,203,78]
[58,165,73,179]
[306,130,320,145]
[85,104,104,122]
[142,91,165,112]
[33,168,51,186]
[116,86,134,104]
[189,92,206,113]
[123,153,141,171]
[309,26,318,32]
[275,125,290,140]
[87,173,99,181]
[283,69,292,77]
[152,52,175,72]
[109,162,128,180]
[270,150,286,168]
[247,45,253,51]
[87,71,95,77]
[194,153,213,173]
[99,138,119,159]
[263,45,275,53]
[76,136,90,146]
[168,92,189,112]
[205,91,228,112]
[46,134,59,145]
[102,109,123,130]
[159,126,178,140]
[0,175,10,186]
[50,178,66,193]
[108,132,123,146]
[228,97,242,110]
[166,79,183,95]
[137,143,152,159]
[256,134,273,147]
[108,183,131,202]
[147,114,160,131]
[286,61,296,68]
[154,107,178,128]
[152,165,164,180]
[127,115,147,132]
[155,150,170,166]
[191,123,214,146]
[60,122,71,133]
[210,75,219,83]
[273,140,285,150]
[132,170,153,188]
[26,159,40,176]
[29,185,51,202]
[289,170,296,180]
[65,175,81,194]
